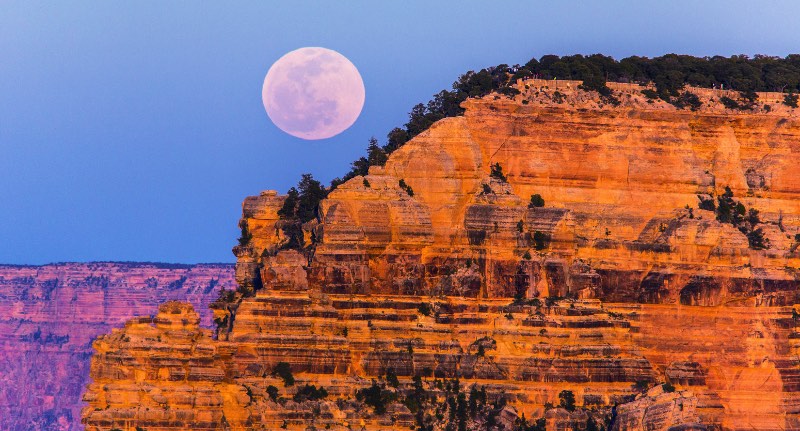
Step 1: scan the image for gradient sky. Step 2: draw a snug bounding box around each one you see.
[2,1,800,264]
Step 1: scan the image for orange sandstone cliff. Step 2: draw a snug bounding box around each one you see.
[83,83,800,431]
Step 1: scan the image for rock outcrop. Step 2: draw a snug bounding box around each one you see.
[83,83,800,430]
[0,263,234,431]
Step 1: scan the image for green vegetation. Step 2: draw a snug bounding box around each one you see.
[398,179,415,196]
[489,163,507,182]
[529,194,545,208]
[784,92,799,108]
[579,73,620,105]
[385,367,400,388]
[271,362,295,387]
[331,137,388,188]
[293,384,328,402]
[277,173,328,250]
[362,178,370,188]
[533,231,550,250]
[559,390,576,412]
[266,385,280,402]
[515,415,547,431]
[417,302,432,316]
[237,220,252,246]
[705,186,769,249]
[522,250,532,260]
[669,90,703,110]
[719,91,758,111]
[356,379,397,415]
[662,382,676,393]
[698,194,716,211]
[402,376,515,431]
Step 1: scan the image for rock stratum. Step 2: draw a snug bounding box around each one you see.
[83,82,800,430]
[0,262,234,431]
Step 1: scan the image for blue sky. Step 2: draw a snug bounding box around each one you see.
[2,1,799,264]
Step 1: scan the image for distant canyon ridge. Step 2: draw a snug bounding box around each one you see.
[0,262,234,431]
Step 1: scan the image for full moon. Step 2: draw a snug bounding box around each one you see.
[262,47,365,140]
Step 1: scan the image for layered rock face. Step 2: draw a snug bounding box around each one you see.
[236,83,800,305]
[0,263,234,431]
[85,295,656,430]
[83,84,800,430]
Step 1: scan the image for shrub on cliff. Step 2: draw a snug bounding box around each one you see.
[267,385,280,402]
[490,163,507,182]
[515,415,547,431]
[720,96,741,110]
[278,174,327,223]
[533,231,550,250]
[385,367,400,388]
[669,91,702,110]
[271,362,295,387]
[747,228,768,250]
[529,194,545,208]
[559,390,576,411]
[697,194,716,211]
[784,92,799,108]
[399,179,415,196]
[237,220,252,247]
[720,91,757,111]
[293,384,328,402]
[417,302,432,316]
[580,74,620,106]
[705,186,769,250]
[356,380,397,415]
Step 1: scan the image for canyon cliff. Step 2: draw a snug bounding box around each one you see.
[83,81,800,430]
[0,262,234,431]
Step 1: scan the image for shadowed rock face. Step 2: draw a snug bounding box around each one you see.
[82,88,800,430]
[0,263,234,431]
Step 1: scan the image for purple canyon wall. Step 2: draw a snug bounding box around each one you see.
[0,262,234,431]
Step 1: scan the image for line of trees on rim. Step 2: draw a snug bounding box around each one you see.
[271,54,800,250]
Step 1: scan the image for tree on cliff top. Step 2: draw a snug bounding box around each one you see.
[279,174,327,223]
[277,174,327,250]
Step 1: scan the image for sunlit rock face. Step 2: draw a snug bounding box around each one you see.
[0,262,234,431]
[84,87,800,430]
[241,87,800,304]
